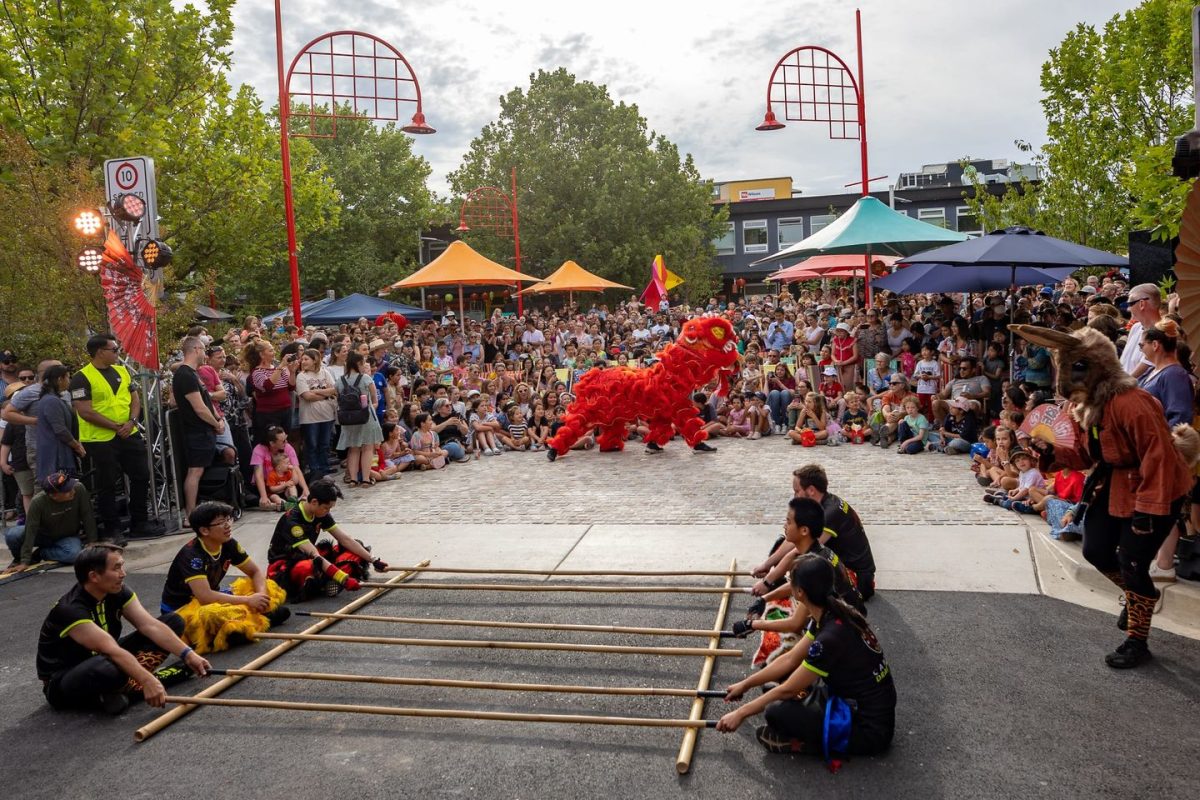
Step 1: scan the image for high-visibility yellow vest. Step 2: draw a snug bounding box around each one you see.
[75,363,132,443]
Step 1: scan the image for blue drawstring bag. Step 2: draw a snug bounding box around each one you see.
[823,695,853,763]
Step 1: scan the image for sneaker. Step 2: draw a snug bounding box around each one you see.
[484,448,496,456]
[153,663,194,689]
[693,441,717,453]
[532,443,543,451]
[749,431,761,440]
[982,494,998,505]
[1104,637,1152,669]
[98,692,130,716]
[546,449,558,462]
[755,725,805,754]
[1149,564,1177,583]
[266,605,292,627]
[645,442,663,454]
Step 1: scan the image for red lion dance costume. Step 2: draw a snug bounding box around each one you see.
[546,317,740,459]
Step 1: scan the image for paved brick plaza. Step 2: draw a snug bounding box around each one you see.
[335,437,1020,527]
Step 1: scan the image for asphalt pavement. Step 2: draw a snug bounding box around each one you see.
[1,571,1197,800]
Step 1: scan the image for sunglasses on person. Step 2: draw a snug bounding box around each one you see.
[17,373,34,382]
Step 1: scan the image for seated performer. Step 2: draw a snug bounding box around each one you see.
[717,554,897,760]
[752,465,877,601]
[160,501,290,653]
[266,480,389,600]
[37,543,210,715]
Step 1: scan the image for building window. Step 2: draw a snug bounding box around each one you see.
[918,208,947,228]
[956,206,982,237]
[742,220,769,253]
[714,222,735,255]
[810,214,837,234]
[777,217,805,248]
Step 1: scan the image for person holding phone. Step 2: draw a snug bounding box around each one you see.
[245,340,298,445]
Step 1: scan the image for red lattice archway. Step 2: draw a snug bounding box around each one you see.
[757,45,861,139]
[458,187,515,237]
[285,30,433,138]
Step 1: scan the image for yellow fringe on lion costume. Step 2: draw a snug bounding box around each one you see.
[176,577,288,654]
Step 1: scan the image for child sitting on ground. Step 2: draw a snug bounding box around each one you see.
[839,391,870,443]
[747,392,772,439]
[984,447,1045,511]
[502,407,532,451]
[1035,465,1087,540]
[726,395,753,438]
[529,401,551,451]
[982,425,1017,489]
[469,397,501,457]
[266,452,300,505]
[895,395,929,455]
[376,422,413,480]
[788,391,830,445]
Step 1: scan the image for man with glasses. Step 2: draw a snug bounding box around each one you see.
[932,357,991,428]
[69,333,164,544]
[1119,283,1162,379]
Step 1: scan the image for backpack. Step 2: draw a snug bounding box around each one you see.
[337,375,369,426]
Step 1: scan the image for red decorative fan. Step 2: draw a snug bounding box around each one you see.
[1175,180,1200,348]
[99,231,159,367]
[1020,403,1077,449]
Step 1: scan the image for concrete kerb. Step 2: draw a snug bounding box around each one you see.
[1024,516,1200,640]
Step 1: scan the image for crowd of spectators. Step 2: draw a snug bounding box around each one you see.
[0,269,1195,581]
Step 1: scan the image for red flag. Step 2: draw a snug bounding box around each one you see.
[639,255,668,308]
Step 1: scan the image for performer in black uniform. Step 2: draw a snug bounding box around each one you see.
[36,544,209,714]
[751,464,877,600]
[718,553,896,760]
[266,480,389,600]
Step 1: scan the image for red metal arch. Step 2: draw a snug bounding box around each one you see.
[284,30,433,138]
[760,45,860,140]
[458,186,515,236]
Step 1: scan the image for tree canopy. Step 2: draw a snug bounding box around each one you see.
[966,0,1195,251]
[449,68,725,299]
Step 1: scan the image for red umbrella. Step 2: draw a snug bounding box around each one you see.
[374,311,409,331]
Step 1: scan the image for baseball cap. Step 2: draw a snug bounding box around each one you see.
[467,389,480,398]
[43,471,77,494]
[823,366,838,376]
[835,322,851,332]
[1009,447,1034,463]
[1080,285,1098,295]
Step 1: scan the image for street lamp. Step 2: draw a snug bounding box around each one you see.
[273,7,435,326]
[756,9,882,305]
[457,167,525,316]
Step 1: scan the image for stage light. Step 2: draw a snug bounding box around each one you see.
[77,245,104,273]
[110,193,146,222]
[73,210,103,236]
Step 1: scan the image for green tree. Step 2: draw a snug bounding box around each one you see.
[298,113,433,297]
[965,0,1194,249]
[0,131,105,361]
[449,68,725,299]
[0,0,340,312]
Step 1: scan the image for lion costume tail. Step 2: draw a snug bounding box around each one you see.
[177,577,288,654]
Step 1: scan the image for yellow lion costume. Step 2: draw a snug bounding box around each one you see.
[176,577,288,654]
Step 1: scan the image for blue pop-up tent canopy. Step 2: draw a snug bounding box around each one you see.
[263,293,433,325]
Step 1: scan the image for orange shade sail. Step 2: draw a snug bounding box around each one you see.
[519,260,632,295]
[390,241,540,289]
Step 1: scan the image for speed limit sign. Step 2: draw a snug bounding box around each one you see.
[103,156,159,240]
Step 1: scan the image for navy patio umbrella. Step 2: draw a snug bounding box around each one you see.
[898,225,1128,272]
[872,262,1079,295]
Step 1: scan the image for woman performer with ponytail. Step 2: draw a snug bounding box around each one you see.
[716,553,896,761]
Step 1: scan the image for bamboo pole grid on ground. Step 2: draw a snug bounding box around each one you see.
[138,559,743,772]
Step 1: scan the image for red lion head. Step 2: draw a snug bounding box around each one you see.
[677,317,739,369]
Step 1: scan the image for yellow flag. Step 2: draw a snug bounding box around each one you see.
[654,255,684,290]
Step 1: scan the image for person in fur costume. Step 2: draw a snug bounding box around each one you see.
[161,502,290,654]
[1011,324,1200,668]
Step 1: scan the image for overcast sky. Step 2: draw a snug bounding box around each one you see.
[226,0,1140,198]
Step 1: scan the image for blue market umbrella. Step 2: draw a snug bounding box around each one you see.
[899,225,1127,270]
[872,262,1078,295]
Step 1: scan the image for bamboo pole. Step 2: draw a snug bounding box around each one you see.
[676,557,736,774]
[159,695,718,729]
[134,559,432,743]
[359,581,750,595]
[296,610,737,639]
[387,566,748,578]
[252,631,742,658]
[208,667,729,699]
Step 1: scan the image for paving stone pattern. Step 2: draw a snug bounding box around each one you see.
[336,437,1019,527]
